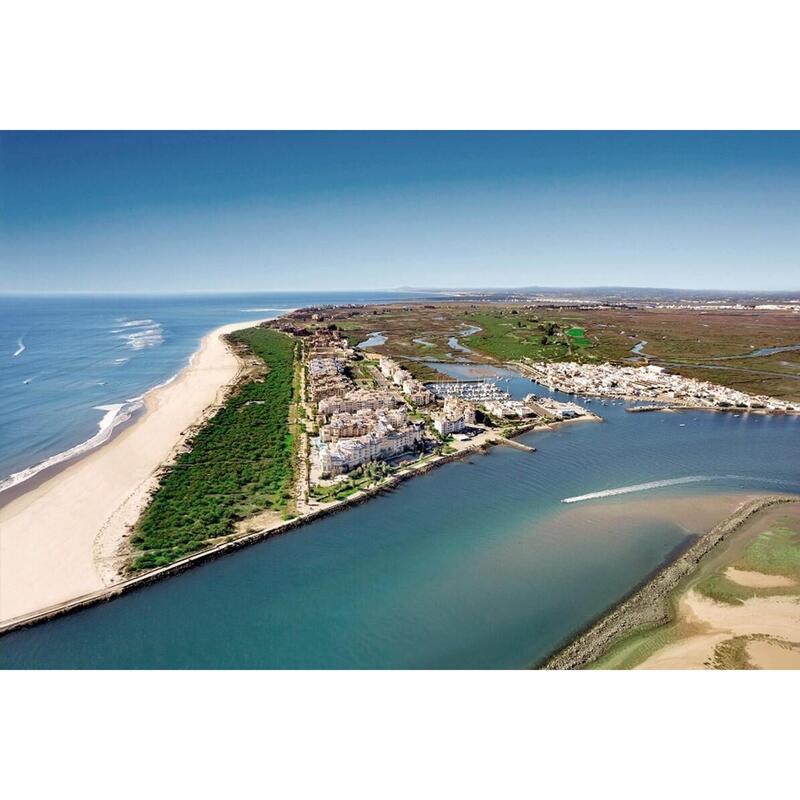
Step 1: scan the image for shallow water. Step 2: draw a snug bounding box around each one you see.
[447,336,472,353]
[712,344,800,359]
[0,361,797,668]
[357,331,387,349]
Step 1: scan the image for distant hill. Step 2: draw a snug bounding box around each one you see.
[395,286,800,304]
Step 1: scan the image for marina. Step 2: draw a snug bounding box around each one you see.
[424,378,511,402]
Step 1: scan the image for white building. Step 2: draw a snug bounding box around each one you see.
[432,415,465,435]
[318,389,399,420]
[317,423,423,476]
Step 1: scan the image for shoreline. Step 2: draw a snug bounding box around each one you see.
[0,317,272,624]
[0,330,595,635]
[0,403,148,508]
[635,501,800,669]
[538,493,799,669]
[0,436,489,636]
[0,407,593,638]
[0,333,787,643]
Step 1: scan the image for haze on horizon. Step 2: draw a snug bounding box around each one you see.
[2,131,799,294]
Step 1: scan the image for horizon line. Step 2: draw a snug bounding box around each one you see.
[1,285,799,297]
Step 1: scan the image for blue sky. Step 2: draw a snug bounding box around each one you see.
[1,131,798,292]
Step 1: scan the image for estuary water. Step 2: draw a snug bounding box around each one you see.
[0,354,797,668]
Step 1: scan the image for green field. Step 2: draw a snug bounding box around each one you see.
[589,621,681,670]
[566,326,591,347]
[130,327,297,570]
[735,526,800,578]
[286,302,800,400]
[694,526,800,605]
[460,312,573,361]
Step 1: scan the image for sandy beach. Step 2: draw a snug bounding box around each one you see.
[635,502,800,669]
[0,318,267,625]
[637,590,800,669]
[542,494,800,669]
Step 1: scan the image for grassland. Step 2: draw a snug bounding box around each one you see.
[307,304,604,366]
[460,311,578,361]
[291,302,800,401]
[130,327,297,570]
[694,525,800,605]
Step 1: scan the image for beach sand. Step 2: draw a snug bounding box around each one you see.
[637,590,800,669]
[724,567,794,588]
[635,504,800,669]
[0,319,266,624]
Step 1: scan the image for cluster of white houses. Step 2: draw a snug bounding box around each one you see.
[305,329,356,402]
[431,396,475,435]
[318,388,398,419]
[525,361,799,412]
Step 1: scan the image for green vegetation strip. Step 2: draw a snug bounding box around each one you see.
[131,327,296,570]
[735,527,800,578]
[694,526,800,605]
[566,326,591,346]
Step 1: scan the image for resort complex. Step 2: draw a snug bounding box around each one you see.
[294,325,590,492]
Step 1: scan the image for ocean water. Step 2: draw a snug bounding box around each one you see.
[0,292,410,491]
[0,349,797,668]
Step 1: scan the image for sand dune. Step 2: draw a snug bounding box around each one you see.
[0,319,266,624]
[747,640,800,669]
[725,567,794,588]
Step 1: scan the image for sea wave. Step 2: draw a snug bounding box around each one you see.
[12,338,25,357]
[123,327,164,349]
[115,319,164,350]
[561,475,740,504]
[119,318,155,328]
[0,400,144,494]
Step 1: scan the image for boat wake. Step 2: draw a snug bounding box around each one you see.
[12,338,25,357]
[561,475,743,504]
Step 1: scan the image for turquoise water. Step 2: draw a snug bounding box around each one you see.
[0,358,797,668]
